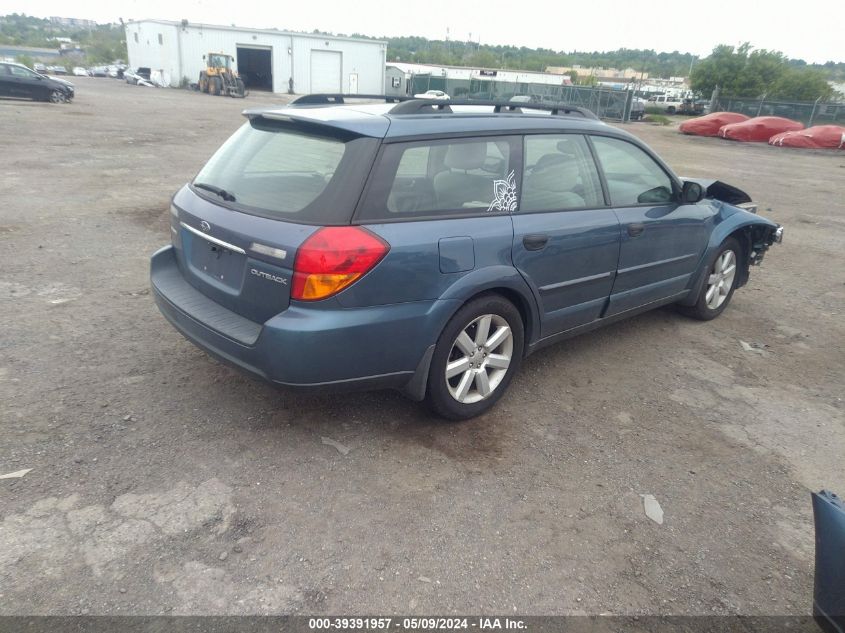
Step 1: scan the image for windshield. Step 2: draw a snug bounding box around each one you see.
[208,54,230,68]
[193,120,378,223]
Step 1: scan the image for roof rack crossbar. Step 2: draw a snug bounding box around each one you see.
[387,99,599,120]
[387,100,453,114]
[291,93,413,105]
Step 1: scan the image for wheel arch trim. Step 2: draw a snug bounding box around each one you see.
[435,265,540,350]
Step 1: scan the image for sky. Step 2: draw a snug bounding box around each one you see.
[9,0,845,64]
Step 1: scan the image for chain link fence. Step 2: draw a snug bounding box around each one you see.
[714,97,845,126]
[409,75,633,121]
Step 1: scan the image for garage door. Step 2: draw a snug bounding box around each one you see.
[310,50,342,93]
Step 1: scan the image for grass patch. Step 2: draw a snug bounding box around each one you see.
[645,114,672,126]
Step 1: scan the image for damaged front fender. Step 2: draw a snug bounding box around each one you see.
[677,182,783,306]
[680,176,783,254]
[680,177,753,206]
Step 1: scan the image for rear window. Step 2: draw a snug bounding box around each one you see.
[192,119,378,224]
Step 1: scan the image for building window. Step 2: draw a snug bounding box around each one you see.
[158,33,163,45]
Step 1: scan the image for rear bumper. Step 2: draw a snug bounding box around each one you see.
[150,245,451,396]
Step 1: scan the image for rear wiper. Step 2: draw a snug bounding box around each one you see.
[193,182,236,202]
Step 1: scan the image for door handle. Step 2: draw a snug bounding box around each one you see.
[523,234,549,251]
[628,223,645,237]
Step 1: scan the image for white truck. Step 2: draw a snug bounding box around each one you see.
[647,94,684,114]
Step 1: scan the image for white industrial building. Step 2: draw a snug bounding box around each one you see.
[125,19,387,94]
[384,62,573,96]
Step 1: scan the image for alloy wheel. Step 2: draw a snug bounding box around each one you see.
[705,249,737,310]
[445,314,513,404]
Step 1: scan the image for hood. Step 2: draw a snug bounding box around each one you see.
[47,76,75,88]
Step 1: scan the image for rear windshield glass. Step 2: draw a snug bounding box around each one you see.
[193,119,377,224]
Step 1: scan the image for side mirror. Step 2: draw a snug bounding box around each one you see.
[681,181,705,204]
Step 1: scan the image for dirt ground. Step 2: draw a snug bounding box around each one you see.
[1,78,843,616]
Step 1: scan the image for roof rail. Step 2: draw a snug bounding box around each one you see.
[291,93,412,105]
[388,98,599,120]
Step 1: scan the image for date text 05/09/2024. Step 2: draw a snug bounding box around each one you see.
[308,618,527,630]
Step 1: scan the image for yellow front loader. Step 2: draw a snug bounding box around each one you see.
[198,53,246,98]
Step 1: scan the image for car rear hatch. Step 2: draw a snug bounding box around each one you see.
[169,113,382,325]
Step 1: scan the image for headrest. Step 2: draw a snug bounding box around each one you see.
[444,143,486,170]
[528,159,580,192]
[556,140,577,154]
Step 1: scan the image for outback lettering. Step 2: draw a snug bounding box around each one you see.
[250,268,287,285]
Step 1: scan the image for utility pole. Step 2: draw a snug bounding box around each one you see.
[709,85,720,114]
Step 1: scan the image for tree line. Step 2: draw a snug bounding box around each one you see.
[690,44,837,101]
[0,13,126,66]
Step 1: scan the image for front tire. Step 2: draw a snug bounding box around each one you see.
[679,237,741,321]
[48,89,65,103]
[425,295,524,420]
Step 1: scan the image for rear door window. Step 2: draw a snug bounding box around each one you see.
[520,134,605,212]
[192,119,379,224]
[358,136,519,220]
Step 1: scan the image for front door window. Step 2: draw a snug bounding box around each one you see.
[590,136,674,206]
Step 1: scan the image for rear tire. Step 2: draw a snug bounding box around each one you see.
[666,106,676,114]
[679,237,741,321]
[425,295,524,421]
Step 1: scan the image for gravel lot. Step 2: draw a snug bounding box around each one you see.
[1,78,843,616]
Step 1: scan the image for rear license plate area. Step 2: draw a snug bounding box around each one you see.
[191,242,245,290]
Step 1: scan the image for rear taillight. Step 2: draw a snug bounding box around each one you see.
[291,227,389,301]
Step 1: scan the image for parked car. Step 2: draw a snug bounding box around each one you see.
[90,66,108,77]
[629,97,646,120]
[47,65,68,75]
[414,90,450,100]
[0,62,74,102]
[150,95,782,420]
[607,97,646,121]
[33,63,48,75]
[510,95,541,104]
[812,490,845,633]
[125,67,151,85]
[72,66,90,77]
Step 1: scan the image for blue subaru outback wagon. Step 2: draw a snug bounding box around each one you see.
[151,95,782,420]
